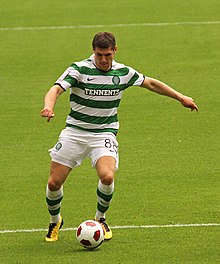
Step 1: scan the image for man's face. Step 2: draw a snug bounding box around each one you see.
[93,47,117,72]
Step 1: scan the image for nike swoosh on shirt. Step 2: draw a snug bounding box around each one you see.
[87,77,96,81]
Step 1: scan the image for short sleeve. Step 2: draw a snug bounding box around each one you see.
[126,67,145,87]
[55,65,79,90]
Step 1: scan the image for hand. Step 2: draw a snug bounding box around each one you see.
[180,96,198,112]
[41,108,55,122]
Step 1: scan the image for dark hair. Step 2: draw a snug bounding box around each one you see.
[92,32,116,50]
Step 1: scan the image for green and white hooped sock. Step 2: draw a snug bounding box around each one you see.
[96,180,114,220]
[46,185,63,223]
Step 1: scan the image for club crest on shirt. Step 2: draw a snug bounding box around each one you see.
[112,75,120,85]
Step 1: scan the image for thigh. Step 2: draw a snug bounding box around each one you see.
[48,161,72,190]
[96,156,116,184]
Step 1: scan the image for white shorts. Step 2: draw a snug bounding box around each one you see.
[49,127,119,169]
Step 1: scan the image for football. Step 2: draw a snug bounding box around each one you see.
[76,220,104,249]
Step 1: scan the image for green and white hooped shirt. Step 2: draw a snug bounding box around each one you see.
[55,54,144,134]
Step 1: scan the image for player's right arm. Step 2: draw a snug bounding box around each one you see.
[41,84,65,122]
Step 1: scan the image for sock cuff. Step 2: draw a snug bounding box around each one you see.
[46,185,63,199]
[98,180,114,195]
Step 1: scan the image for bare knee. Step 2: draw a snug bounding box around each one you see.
[99,171,114,185]
[47,177,62,191]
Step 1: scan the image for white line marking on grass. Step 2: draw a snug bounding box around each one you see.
[0,21,220,31]
[0,223,219,234]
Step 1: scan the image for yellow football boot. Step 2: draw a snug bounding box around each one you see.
[45,216,63,242]
[97,218,112,240]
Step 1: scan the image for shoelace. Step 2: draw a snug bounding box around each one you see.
[47,223,56,237]
[99,218,110,232]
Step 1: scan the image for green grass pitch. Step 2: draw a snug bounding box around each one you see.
[1,0,220,263]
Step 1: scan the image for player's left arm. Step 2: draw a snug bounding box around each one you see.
[140,76,198,111]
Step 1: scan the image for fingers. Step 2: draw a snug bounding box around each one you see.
[191,104,199,112]
[189,100,199,112]
[181,96,198,112]
[187,101,198,112]
[41,109,55,122]
[47,112,55,122]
